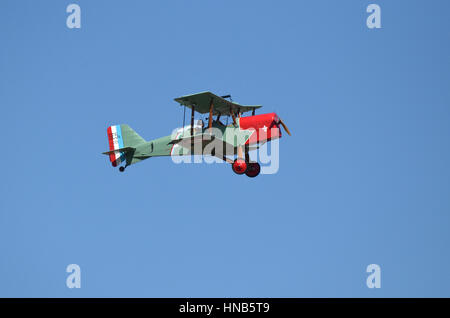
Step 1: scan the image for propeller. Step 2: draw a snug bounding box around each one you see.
[278,118,291,136]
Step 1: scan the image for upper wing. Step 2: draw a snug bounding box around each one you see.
[174,91,262,115]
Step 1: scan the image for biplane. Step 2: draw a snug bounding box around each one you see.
[102,92,291,177]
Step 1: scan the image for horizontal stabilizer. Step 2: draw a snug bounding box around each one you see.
[102,147,135,156]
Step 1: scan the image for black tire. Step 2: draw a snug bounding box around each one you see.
[119,166,125,172]
[245,162,261,178]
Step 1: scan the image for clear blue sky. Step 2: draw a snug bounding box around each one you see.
[1,0,449,297]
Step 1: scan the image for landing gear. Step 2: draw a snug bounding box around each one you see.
[232,158,247,175]
[231,159,261,177]
[245,162,261,178]
[119,166,125,172]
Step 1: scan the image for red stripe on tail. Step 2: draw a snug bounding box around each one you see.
[107,126,117,167]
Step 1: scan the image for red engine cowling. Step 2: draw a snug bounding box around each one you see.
[239,112,281,145]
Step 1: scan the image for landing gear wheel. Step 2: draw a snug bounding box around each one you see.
[119,166,125,172]
[245,162,261,178]
[232,159,247,175]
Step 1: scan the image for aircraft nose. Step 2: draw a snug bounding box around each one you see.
[239,112,282,144]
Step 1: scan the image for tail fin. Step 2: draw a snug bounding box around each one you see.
[106,124,146,167]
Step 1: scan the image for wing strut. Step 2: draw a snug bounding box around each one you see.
[230,107,237,126]
[208,99,214,132]
[190,105,195,137]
